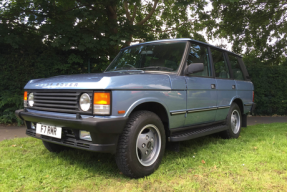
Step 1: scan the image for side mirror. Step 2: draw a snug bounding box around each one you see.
[185,63,204,75]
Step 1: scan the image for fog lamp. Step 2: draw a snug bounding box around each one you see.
[80,130,92,141]
[31,123,36,129]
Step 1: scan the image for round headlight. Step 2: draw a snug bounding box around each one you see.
[80,93,91,111]
[28,93,34,107]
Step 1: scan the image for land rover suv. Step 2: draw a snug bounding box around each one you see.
[15,38,255,178]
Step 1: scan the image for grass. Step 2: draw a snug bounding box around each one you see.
[0,123,287,192]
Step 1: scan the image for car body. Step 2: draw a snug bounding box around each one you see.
[15,38,255,178]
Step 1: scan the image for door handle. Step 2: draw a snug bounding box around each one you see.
[232,85,236,89]
[211,84,216,89]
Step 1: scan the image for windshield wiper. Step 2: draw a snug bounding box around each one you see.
[109,68,144,73]
[139,66,174,71]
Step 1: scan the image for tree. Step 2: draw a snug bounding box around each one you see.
[206,0,287,65]
[0,0,210,123]
[0,0,209,63]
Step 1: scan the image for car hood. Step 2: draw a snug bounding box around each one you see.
[24,72,172,90]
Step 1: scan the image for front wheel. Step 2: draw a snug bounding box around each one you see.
[221,103,242,139]
[116,110,166,178]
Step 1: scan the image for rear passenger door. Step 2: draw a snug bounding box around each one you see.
[184,42,217,126]
[227,54,254,113]
[210,48,236,121]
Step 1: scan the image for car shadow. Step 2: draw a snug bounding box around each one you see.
[51,133,225,178]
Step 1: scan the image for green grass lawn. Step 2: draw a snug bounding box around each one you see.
[1,123,287,191]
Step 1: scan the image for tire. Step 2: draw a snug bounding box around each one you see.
[42,141,69,153]
[221,103,242,139]
[116,110,166,178]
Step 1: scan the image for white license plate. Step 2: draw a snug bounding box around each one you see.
[36,124,62,139]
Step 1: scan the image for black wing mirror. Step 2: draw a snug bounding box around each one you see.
[185,63,204,75]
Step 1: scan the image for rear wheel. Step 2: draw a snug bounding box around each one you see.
[42,141,69,153]
[116,110,166,178]
[221,103,242,139]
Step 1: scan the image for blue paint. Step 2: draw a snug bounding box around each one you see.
[22,39,254,130]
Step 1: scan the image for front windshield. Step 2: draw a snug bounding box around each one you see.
[105,41,186,73]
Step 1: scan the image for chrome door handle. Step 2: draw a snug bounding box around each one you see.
[232,85,236,89]
[211,84,216,89]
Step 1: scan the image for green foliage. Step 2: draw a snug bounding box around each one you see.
[0,41,108,124]
[0,94,23,125]
[0,0,286,123]
[245,59,287,115]
[208,0,287,63]
[0,0,210,123]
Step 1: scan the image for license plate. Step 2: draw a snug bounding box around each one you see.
[36,123,62,139]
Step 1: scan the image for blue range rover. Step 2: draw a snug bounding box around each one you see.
[15,38,255,178]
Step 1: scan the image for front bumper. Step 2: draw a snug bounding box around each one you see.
[15,109,128,153]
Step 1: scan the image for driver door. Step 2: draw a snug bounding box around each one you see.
[184,43,217,126]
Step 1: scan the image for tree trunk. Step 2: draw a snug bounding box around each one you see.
[106,5,119,60]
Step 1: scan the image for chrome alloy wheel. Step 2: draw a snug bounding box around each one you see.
[136,124,161,166]
[231,110,240,134]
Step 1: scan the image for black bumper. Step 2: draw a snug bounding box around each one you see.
[15,109,128,153]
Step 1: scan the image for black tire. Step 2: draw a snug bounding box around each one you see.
[221,103,242,139]
[42,141,69,153]
[116,110,166,178]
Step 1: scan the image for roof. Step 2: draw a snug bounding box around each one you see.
[122,38,242,58]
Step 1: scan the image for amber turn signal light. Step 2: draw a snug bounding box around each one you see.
[93,92,110,105]
[24,91,28,101]
[93,92,111,115]
[118,110,125,114]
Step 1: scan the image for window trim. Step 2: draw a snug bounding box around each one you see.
[209,47,232,80]
[180,41,215,78]
[177,41,190,76]
[105,40,188,73]
[238,57,251,81]
[226,53,246,81]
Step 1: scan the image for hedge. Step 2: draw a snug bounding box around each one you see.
[0,43,108,124]
[0,51,286,124]
[247,64,287,116]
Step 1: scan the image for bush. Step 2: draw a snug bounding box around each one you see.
[0,43,286,124]
[247,64,287,115]
[0,93,23,125]
[0,39,109,124]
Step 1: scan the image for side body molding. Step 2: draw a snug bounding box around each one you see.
[124,97,170,117]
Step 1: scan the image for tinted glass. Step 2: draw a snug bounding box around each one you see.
[238,57,249,79]
[211,49,230,79]
[105,42,186,72]
[228,54,244,80]
[187,43,211,77]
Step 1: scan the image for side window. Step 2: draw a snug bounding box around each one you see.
[187,43,211,77]
[228,54,244,80]
[211,49,230,79]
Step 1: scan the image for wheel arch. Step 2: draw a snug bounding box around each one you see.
[231,97,244,114]
[126,100,170,137]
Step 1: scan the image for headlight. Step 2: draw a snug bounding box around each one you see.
[79,93,91,111]
[28,93,34,107]
[93,92,110,115]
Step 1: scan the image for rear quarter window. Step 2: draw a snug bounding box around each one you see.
[228,54,244,80]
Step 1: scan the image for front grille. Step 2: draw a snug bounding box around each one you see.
[26,129,36,137]
[27,91,93,114]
